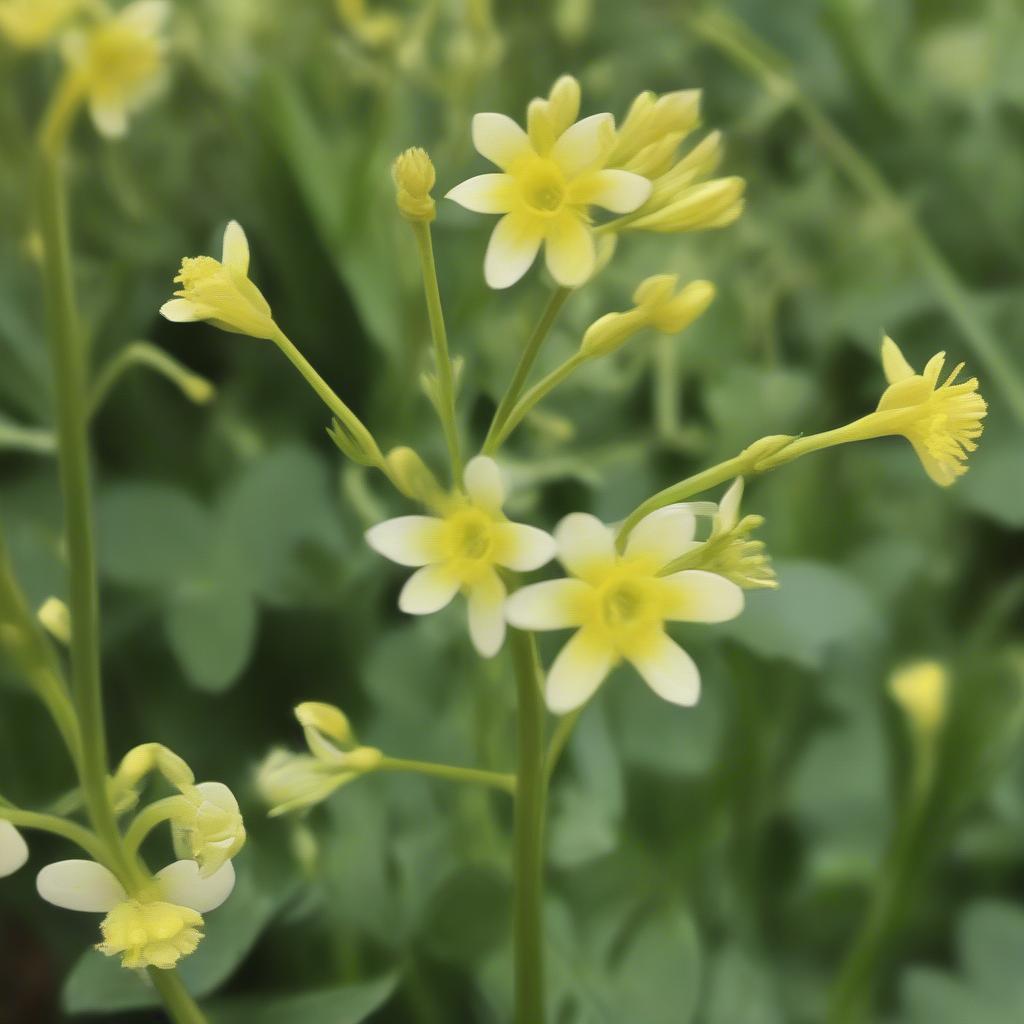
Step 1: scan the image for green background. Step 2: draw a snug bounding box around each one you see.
[2,0,1023,1021]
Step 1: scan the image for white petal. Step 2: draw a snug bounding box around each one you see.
[398,564,461,614]
[485,214,543,290]
[472,113,532,170]
[160,298,203,323]
[194,781,239,812]
[468,571,507,658]
[545,629,615,714]
[36,860,125,912]
[0,822,28,878]
[157,859,235,913]
[625,504,698,564]
[662,570,744,623]
[554,513,616,580]
[494,523,556,572]
[221,220,250,274]
[365,516,443,567]
[463,455,505,512]
[573,169,652,213]
[717,478,744,532]
[551,113,615,177]
[90,100,128,139]
[446,174,516,213]
[544,215,595,288]
[627,633,700,706]
[505,579,591,631]
[121,0,170,35]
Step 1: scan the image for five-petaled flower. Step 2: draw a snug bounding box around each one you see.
[0,821,28,878]
[506,507,743,713]
[36,857,235,970]
[366,455,556,657]
[446,75,651,289]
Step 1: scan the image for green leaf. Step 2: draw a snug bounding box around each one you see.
[164,581,258,692]
[955,439,1024,529]
[959,901,1024,1006]
[704,944,785,1024]
[419,865,512,965]
[208,974,397,1024]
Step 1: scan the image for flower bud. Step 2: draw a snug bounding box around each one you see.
[257,749,353,817]
[114,743,195,792]
[295,701,354,749]
[172,782,246,877]
[392,147,437,223]
[628,176,746,233]
[0,0,82,50]
[890,661,948,737]
[37,597,70,645]
[385,447,443,506]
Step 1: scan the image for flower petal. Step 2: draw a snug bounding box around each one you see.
[157,859,235,913]
[625,504,698,564]
[716,478,744,532]
[121,0,171,35]
[554,513,616,580]
[89,100,128,139]
[0,822,28,878]
[881,335,915,384]
[472,112,532,170]
[570,169,652,213]
[446,174,516,214]
[463,455,505,512]
[505,579,591,631]
[221,220,250,274]
[545,629,615,714]
[494,523,556,572]
[468,570,507,658]
[626,632,700,706]
[485,214,543,289]
[662,570,744,623]
[398,564,461,615]
[365,516,444,567]
[545,215,595,288]
[160,298,203,323]
[36,860,126,912]
[551,113,615,177]
[193,781,239,812]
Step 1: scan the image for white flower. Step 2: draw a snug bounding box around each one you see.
[506,506,743,713]
[366,455,556,658]
[36,858,235,970]
[446,75,651,289]
[0,821,29,878]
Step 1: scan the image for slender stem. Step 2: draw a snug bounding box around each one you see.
[90,341,214,415]
[484,287,571,453]
[510,630,547,1024]
[122,797,183,859]
[374,756,516,794]
[411,222,462,483]
[484,352,589,455]
[0,807,109,865]
[691,9,1024,423]
[148,970,209,1024]
[544,707,584,785]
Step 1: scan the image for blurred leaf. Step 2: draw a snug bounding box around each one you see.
[704,943,785,1024]
[955,439,1024,529]
[419,865,511,965]
[208,974,397,1024]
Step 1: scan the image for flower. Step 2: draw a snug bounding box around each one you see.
[580,274,715,358]
[0,0,81,49]
[506,507,744,713]
[874,335,987,486]
[446,75,651,289]
[171,783,246,878]
[890,660,948,737]
[0,821,28,878]
[392,147,437,222]
[365,456,557,657]
[160,221,278,341]
[36,857,235,969]
[62,1,170,138]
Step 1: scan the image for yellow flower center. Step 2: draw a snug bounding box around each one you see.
[444,507,496,563]
[588,564,667,650]
[517,158,567,215]
[97,898,204,971]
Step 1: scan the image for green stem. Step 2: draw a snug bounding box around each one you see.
[90,341,214,415]
[411,222,462,483]
[484,287,571,453]
[691,9,1024,423]
[122,797,183,859]
[0,807,109,865]
[510,630,547,1024]
[544,707,584,785]
[374,756,516,794]
[148,969,209,1024]
[484,352,589,455]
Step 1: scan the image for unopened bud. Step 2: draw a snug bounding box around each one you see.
[392,147,437,223]
[37,597,70,645]
[385,447,443,506]
[295,702,354,748]
[890,661,948,736]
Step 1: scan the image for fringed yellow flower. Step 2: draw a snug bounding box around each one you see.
[0,0,81,49]
[62,0,169,138]
[875,335,987,486]
[446,75,652,289]
[506,507,743,713]
[160,221,278,341]
[98,899,204,970]
[366,456,556,657]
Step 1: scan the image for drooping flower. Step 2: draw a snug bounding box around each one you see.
[873,335,987,486]
[506,507,744,713]
[160,221,278,341]
[0,0,82,49]
[36,858,235,970]
[446,75,651,289]
[61,1,170,138]
[0,821,28,878]
[366,455,556,657]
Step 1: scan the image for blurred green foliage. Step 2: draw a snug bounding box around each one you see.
[1,0,1023,1022]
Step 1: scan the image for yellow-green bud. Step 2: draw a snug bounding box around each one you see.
[295,702,354,748]
[385,446,444,506]
[37,597,70,645]
[392,147,437,223]
[890,661,949,736]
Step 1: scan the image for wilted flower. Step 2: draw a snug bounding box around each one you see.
[506,507,743,713]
